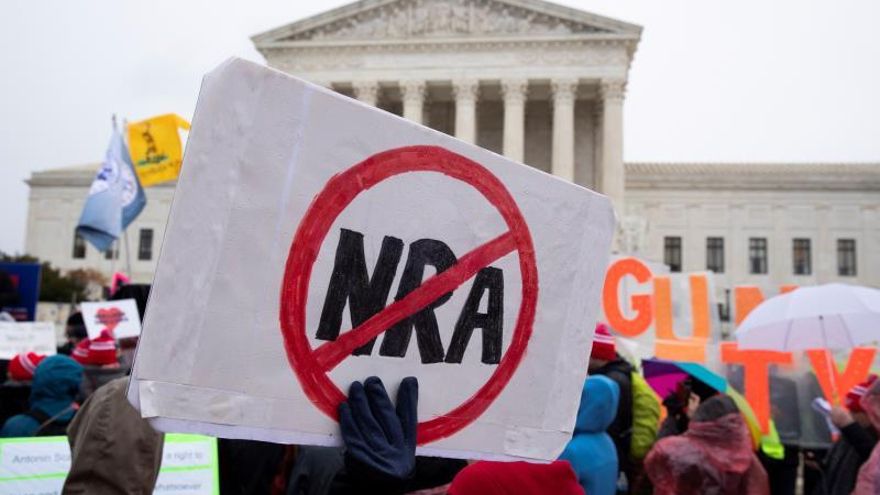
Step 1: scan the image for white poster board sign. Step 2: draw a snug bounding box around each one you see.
[0,434,218,495]
[81,299,141,339]
[0,322,57,360]
[130,58,614,461]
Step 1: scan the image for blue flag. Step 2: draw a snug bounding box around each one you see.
[76,126,147,252]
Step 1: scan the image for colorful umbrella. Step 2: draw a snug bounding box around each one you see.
[641,359,688,401]
[641,358,774,453]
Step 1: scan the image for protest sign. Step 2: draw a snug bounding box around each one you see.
[0,262,41,322]
[0,437,70,495]
[153,434,219,494]
[81,299,141,339]
[130,58,615,461]
[0,434,218,495]
[0,322,56,360]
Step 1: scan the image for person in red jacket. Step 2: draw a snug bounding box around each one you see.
[448,460,585,495]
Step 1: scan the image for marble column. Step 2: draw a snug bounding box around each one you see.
[600,79,626,214]
[353,81,379,106]
[551,78,578,181]
[501,78,528,162]
[400,80,426,124]
[592,102,604,191]
[452,79,479,144]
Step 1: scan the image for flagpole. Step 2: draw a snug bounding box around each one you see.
[120,114,133,280]
[109,113,119,285]
[124,229,132,278]
[109,240,116,282]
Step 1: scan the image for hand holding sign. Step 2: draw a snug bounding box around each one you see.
[340,376,418,482]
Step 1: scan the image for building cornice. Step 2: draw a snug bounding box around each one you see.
[626,162,880,192]
[256,33,639,51]
[25,164,176,189]
[261,37,637,77]
[256,36,639,66]
[28,162,880,192]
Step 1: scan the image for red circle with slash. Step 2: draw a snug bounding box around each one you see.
[279,145,538,444]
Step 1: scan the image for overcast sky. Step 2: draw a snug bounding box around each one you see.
[1,0,878,254]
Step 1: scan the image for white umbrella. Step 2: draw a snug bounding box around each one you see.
[735,283,880,350]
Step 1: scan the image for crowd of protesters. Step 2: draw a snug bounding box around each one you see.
[2,285,879,494]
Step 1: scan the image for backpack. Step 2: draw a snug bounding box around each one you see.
[23,408,72,437]
[629,371,660,460]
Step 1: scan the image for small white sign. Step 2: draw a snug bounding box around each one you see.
[0,434,217,495]
[81,299,142,339]
[0,322,57,360]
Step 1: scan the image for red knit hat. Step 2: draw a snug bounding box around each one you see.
[591,323,617,361]
[847,375,878,413]
[8,352,46,381]
[71,330,118,366]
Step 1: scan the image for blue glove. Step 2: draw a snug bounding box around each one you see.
[339,376,418,481]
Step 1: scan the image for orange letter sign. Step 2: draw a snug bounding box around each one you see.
[807,347,877,407]
[721,342,793,433]
[653,275,712,363]
[603,258,653,337]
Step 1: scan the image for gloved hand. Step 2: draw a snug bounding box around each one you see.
[339,376,418,482]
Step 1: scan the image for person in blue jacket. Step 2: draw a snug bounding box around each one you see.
[0,355,83,437]
[559,374,620,495]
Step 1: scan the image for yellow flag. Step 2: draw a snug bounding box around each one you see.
[127,113,191,187]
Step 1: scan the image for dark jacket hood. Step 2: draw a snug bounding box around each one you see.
[593,357,633,377]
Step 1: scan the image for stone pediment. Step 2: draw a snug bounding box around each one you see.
[253,0,641,44]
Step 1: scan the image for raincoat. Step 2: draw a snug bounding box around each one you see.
[852,379,880,494]
[0,355,82,437]
[559,375,620,495]
[645,395,770,495]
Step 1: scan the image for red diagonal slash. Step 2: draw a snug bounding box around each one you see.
[313,231,516,371]
[280,145,539,444]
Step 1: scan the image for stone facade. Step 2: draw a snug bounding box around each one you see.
[25,162,880,293]
[22,0,880,302]
[625,163,880,291]
[25,164,175,282]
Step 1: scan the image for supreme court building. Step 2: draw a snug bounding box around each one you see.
[24,0,880,305]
